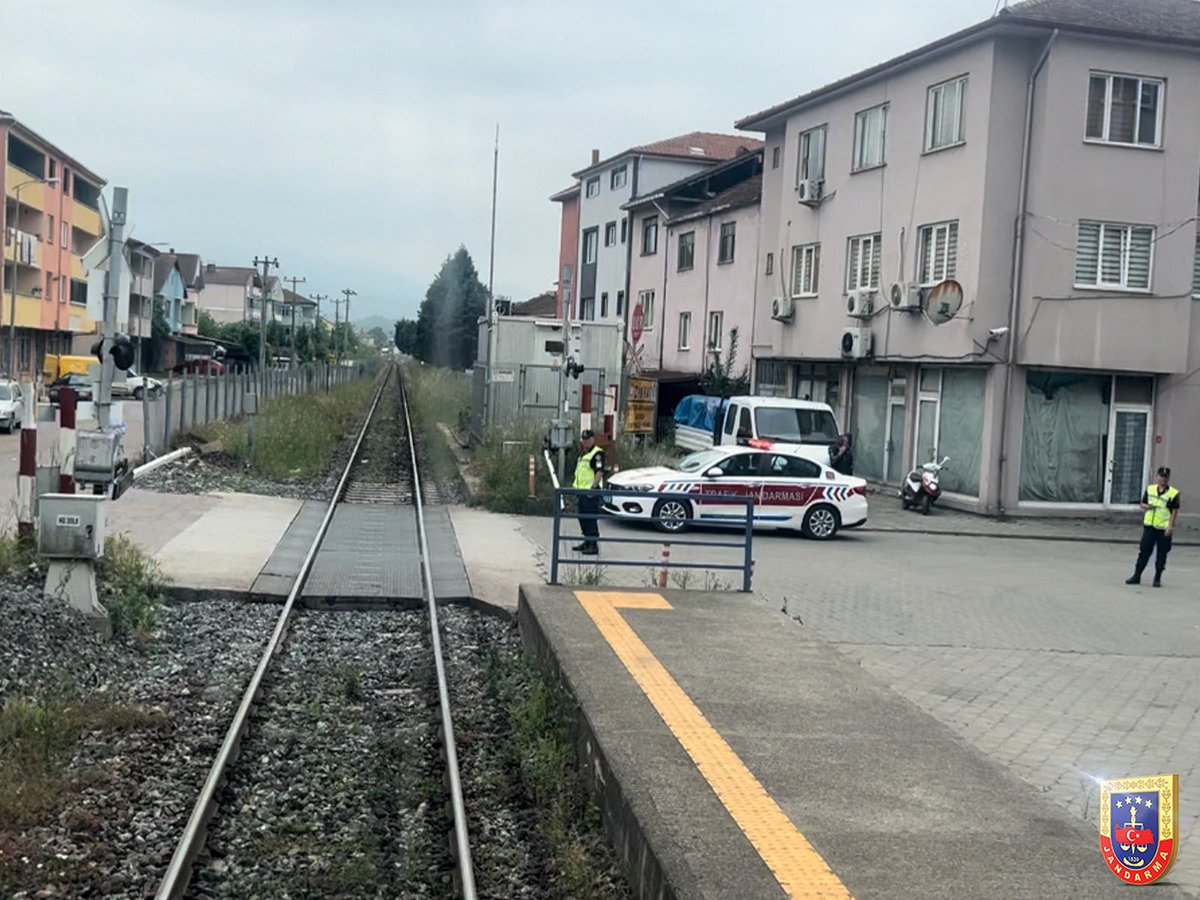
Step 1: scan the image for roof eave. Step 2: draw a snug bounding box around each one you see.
[1,115,107,185]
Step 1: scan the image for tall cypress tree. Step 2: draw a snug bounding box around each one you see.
[414,246,489,369]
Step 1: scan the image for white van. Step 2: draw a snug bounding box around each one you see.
[674,395,841,465]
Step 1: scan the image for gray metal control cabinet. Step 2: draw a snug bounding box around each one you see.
[38,494,106,559]
[73,430,122,486]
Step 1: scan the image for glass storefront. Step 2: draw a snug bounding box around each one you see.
[851,373,889,481]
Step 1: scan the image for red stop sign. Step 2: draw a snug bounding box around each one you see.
[631,304,644,343]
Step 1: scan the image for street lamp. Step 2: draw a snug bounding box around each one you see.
[6,176,58,376]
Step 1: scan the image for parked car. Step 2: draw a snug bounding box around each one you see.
[112,369,164,400]
[48,373,94,406]
[0,380,24,433]
[674,395,841,467]
[173,358,226,375]
[604,444,868,540]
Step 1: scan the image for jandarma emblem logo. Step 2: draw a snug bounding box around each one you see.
[1099,774,1179,885]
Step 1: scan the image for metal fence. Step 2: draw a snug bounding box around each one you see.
[470,361,609,445]
[549,487,755,592]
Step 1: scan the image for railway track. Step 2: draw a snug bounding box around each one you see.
[156,364,478,898]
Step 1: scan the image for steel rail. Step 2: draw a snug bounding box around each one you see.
[399,372,479,898]
[155,365,394,899]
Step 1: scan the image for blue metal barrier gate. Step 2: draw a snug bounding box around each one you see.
[550,487,755,592]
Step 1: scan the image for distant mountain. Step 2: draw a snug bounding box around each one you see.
[355,315,394,333]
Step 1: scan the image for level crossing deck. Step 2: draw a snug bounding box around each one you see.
[517,584,1192,900]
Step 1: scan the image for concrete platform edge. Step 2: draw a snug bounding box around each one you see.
[517,583,681,900]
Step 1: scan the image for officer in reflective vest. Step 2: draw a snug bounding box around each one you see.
[573,430,605,555]
[1126,466,1181,588]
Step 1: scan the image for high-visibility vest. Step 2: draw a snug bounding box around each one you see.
[574,446,602,490]
[1143,484,1179,529]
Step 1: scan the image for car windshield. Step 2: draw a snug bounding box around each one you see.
[754,407,839,444]
[678,449,727,473]
[0,386,11,401]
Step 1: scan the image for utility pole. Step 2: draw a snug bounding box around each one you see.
[332,293,343,366]
[484,123,500,432]
[284,275,306,368]
[252,255,278,393]
[97,188,128,432]
[339,288,357,366]
[309,293,328,362]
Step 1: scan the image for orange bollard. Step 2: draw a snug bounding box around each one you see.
[658,542,671,589]
[528,454,536,499]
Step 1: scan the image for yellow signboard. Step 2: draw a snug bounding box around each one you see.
[624,377,657,435]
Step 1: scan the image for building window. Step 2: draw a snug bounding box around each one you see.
[638,290,655,329]
[771,146,780,169]
[917,221,959,285]
[600,292,609,318]
[59,275,67,303]
[604,221,617,247]
[616,290,625,316]
[718,222,736,264]
[678,311,692,350]
[585,177,600,198]
[641,216,658,255]
[580,296,595,320]
[926,76,968,151]
[620,219,627,244]
[846,233,881,291]
[797,126,826,184]
[791,243,820,297]
[45,272,52,299]
[1086,72,1163,147]
[765,252,774,276]
[678,231,695,271]
[47,214,54,243]
[62,169,71,195]
[1193,231,1200,298]
[70,279,88,305]
[61,221,68,248]
[708,311,724,350]
[583,228,598,265]
[853,104,887,171]
[73,177,101,210]
[1074,221,1154,291]
[48,159,57,180]
[610,165,628,189]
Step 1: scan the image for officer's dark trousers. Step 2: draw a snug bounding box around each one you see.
[1133,525,1172,579]
[578,494,601,548]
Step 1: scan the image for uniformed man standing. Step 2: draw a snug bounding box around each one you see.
[573,429,605,555]
[1126,466,1180,588]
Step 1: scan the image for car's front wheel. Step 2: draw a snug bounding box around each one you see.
[801,504,840,540]
[652,497,692,533]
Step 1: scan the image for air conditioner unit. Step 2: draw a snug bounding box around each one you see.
[796,178,823,204]
[771,296,795,322]
[890,281,923,311]
[846,288,875,319]
[841,326,873,359]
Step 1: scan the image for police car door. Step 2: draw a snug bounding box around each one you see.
[700,450,766,525]
[760,453,825,528]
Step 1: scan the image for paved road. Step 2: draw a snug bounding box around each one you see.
[521,513,1200,895]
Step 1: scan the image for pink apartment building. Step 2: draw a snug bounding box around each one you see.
[550,184,579,317]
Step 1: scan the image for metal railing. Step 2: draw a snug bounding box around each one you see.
[550,487,755,592]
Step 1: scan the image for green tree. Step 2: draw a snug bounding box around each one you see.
[394,318,418,354]
[700,326,750,398]
[415,247,487,369]
[197,310,220,337]
[367,326,389,348]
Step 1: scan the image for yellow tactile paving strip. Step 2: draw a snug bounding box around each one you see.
[576,590,852,900]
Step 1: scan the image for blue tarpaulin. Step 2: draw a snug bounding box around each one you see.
[673,395,723,432]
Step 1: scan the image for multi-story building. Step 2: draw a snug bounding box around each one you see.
[1,111,104,378]
[736,0,1200,514]
[624,151,763,412]
[195,264,260,324]
[550,184,579,317]
[278,289,317,337]
[566,132,762,328]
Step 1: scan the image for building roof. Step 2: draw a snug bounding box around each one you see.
[510,291,557,317]
[549,184,579,202]
[202,264,260,287]
[736,0,1200,131]
[624,149,764,211]
[152,254,183,294]
[281,288,317,307]
[173,253,204,291]
[572,131,763,178]
[0,110,106,185]
[670,175,762,226]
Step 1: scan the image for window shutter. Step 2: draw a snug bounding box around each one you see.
[847,239,861,291]
[946,223,958,278]
[1100,224,1124,284]
[810,245,820,293]
[1127,226,1153,289]
[1075,222,1100,284]
[869,236,881,287]
[1193,231,1200,296]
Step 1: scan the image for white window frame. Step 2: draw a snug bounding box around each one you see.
[580,295,596,320]
[616,290,625,316]
[610,165,628,190]
[771,146,780,169]
[1085,72,1164,148]
[61,221,68,248]
[797,126,826,184]
[604,221,617,247]
[790,243,820,297]
[638,290,655,330]
[642,217,658,255]
[708,310,724,351]
[917,221,959,286]
[583,228,598,265]
[585,176,600,198]
[678,230,695,271]
[718,222,736,264]
[853,104,887,171]
[678,311,692,350]
[765,252,774,276]
[925,76,968,152]
[845,233,881,292]
[600,292,609,318]
[1074,220,1155,292]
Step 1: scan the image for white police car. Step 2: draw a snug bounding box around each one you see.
[603,444,868,539]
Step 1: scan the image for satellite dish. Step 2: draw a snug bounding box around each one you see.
[924,279,963,325]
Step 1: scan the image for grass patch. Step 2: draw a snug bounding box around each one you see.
[0,530,37,578]
[492,652,631,899]
[97,534,170,638]
[198,375,377,479]
[402,363,470,488]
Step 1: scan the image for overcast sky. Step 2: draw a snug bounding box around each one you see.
[2,0,998,323]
